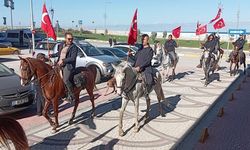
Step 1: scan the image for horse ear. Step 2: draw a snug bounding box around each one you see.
[111,64,117,71]
[18,56,24,60]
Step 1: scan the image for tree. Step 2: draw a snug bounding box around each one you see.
[151,31,157,42]
[163,31,167,38]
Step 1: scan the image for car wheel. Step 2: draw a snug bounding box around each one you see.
[13,50,20,55]
[95,67,101,84]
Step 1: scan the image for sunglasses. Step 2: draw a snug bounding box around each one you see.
[67,38,73,41]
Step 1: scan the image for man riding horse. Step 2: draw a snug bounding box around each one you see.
[164,34,178,67]
[197,34,219,68]
[226,34,246,63]
[50,32,78,103]
[133,34,154,94]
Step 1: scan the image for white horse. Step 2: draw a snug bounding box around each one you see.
[112,62,165,136]
[161,52,179,83]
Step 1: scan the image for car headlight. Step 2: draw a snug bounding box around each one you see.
[102,62,110,67]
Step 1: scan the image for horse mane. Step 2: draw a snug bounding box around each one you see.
[0,117,29,150]
[26,57,53,73]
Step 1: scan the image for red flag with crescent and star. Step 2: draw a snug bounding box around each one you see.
[196,24,207,35]
[213,18,225,30]
[172,26,181,38]
[41,4,56,40]
[209,8,222,24]
[127,9,137,45]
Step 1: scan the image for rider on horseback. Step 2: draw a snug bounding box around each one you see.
[164,34,178,65]
[226,34,245,63]
[133,34,154,94]
[50,32,78,103]
[197,34,218,68]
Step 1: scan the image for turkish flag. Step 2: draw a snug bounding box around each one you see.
[196,24,207,35]
[41,4,56,40]
[213,18,225,30]
[172,26,181,38]
[209,8,222,23]
[127,9,137,45]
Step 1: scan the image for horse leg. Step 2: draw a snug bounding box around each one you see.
[51,97,59,132]
[69,93,80,125]
[230,62,232,76]
[104,86,109,96]
[42,100,55,128]
[144,97,151,121]
[154,84,164,116]
[86,87,96,117]
[133,97,139,133]
[119,98,129,136]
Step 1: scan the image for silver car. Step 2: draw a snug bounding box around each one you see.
[53,41,120,83]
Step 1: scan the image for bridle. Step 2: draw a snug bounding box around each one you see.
[20,58,56,85]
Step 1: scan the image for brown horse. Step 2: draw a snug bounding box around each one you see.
[19,57,97,132]
[229,46,246,76]
[0,117,29,150]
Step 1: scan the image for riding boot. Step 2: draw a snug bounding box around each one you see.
[65,83,75,103]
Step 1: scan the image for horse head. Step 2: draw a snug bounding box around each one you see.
[112,61,135,96]
[19,56,36,86]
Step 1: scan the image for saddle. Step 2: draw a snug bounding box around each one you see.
[57,66,87,88]
[71,67,87,88]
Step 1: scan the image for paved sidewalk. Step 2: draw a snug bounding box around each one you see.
[23,67,238,150]
[195,76,250,150]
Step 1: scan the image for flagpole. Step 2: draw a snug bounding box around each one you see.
[30,0,35,56]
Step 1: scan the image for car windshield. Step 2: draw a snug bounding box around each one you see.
[80,44,104,56]
[0,64,14,77]
[109,48,127,57]
[35,42,56,50]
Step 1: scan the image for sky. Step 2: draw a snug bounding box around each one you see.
[0,0,250,32]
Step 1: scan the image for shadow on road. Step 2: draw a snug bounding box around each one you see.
[30,127,79,150]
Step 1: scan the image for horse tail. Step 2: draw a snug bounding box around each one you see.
[88,65,98,90]
[0,117,29,150]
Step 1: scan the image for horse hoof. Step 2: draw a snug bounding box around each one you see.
[68,120,73,125]
[51,129,57,134]
[119,129,125,136]
[134,127,139,133]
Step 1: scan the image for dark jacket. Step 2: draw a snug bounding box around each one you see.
[51,42,78,70]
[204,39,217,53]
[164,39,177,53]
[133,46,154,85]
[233,38,245,50]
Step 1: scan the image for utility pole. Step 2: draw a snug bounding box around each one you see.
[236,8,240,29]
[30,0,35,55]
[104,1,111,35]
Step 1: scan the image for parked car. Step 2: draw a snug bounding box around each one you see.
[52,41,120,83]
[113,45,139,56]
[3,29,42,47]
[21,40,58,57]
[114,42,142,49]
[0,32,6,40]
[0,63,34,115]
[0,44,20,55]
[0,39,12,47]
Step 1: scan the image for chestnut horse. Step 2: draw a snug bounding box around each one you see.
[19,57,97,132]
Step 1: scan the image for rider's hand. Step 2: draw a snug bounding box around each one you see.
[48,54,52,58]
[135,66,140,72]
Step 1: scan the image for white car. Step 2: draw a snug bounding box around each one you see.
[52,41,120,83]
